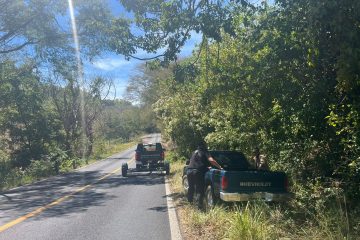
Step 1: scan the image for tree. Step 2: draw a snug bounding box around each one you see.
[125,63,172,105]
[0,60,61,167]
[110,0,235,63]
[0,0,113,58]
[152,0,360,205]
[49,74,112,160]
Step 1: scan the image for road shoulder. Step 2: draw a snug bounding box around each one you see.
[165,176,183,240]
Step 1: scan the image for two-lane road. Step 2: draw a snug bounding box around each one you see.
[0,133,177,240]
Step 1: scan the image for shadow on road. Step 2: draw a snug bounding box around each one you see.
[0,170,165,222]
[147,206,168,212]
[106,157,129,160]
[0,194,12,201]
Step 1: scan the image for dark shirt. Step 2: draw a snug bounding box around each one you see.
[188,149,211,173]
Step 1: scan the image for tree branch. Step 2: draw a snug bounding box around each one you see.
[128,53,166,61]
[0,41,36,54]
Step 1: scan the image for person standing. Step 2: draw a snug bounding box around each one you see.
[253,147,260,169]
[253,147,269,170]
[186,142,222,209]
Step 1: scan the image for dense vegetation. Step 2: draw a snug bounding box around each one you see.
[124,0,360,237]
[0,59,155,189]
[0,0,158,190]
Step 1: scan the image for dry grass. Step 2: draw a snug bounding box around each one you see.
[91,140,137,162]
[167,161,229,239]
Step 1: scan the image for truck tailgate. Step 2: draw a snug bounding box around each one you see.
[223,170,288,193]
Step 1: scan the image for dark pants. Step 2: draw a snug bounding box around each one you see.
[187,169,205,207]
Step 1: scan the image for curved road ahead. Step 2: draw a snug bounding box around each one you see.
[0,134,177,240]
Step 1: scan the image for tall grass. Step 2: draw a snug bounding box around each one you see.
[226,203,275,240]
[91,139,136,163]
[0,159,55,190]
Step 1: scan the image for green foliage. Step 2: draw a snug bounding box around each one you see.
[92,140,136,161]
[0,0,152,190]
[95,99,158,142]
[27,159,55,178]
[0,0,113,60]
[151,0,360,210]
[227,203,276,240]
[0,60,60,167]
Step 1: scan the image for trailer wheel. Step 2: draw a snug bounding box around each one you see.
[122,163,128,177]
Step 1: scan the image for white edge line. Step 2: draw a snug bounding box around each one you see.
[165,176,183,240]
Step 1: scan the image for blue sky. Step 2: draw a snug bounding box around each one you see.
[83,0,202,99]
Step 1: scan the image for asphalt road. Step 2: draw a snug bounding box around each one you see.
[0,133,174,240]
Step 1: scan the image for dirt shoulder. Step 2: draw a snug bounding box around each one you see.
[167,161,230,240]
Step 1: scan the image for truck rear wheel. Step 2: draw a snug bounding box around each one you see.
[205,185,218,211]
[182,175,189,195]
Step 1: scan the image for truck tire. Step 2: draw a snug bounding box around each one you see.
[122,163,128,177]
[164,162,170,175]
[182,175,189,195]
[205,185,218,211]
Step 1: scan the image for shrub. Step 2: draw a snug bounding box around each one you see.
[27,160,55,179]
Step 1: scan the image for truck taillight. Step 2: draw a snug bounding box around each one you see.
[221,176,228,190]
[160,152,165,159]
[135,152,140,161]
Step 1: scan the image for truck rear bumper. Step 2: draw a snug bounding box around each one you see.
[220,192,293,202]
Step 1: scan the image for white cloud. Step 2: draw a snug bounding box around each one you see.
[93,57,131,71]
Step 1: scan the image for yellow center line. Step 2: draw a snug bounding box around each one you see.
[0,164,127,233]
[127,157,135,165]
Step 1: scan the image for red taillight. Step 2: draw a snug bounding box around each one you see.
[284,177,289,191]
[221,176,228,190]
[135,152,140,161]
[160,151,165,159]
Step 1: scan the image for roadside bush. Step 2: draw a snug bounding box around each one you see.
[292,180,355,239]
[165,151,187,163]
[60,158,75,172]
[93,139,107,159]
[1,166,28,190]
[27,160,55,179]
